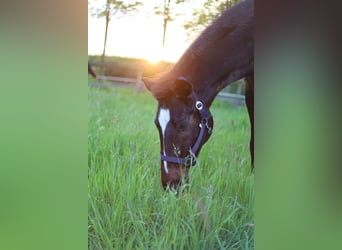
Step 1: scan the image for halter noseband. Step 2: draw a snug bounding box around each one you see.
[160,93,212,167]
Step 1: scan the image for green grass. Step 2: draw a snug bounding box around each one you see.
[88,87,254,249]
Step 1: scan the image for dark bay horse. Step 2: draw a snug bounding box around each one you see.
[143,0,254,190]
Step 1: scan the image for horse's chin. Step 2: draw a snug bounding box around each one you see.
[162,180,181,191]
[161,164,189,191]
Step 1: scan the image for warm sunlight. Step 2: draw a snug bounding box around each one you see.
[88,0,205,62]
[145,48,163,64]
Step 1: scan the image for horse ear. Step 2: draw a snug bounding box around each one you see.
[142,77,154,92]
[173,77,192,97]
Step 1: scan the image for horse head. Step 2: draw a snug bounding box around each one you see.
[143,76,213,190]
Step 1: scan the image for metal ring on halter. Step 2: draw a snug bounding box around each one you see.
[195,101,203,110]
[199,118,207,127]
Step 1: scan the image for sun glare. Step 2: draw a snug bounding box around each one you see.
[147,55,162,64]
[144,46,181,64]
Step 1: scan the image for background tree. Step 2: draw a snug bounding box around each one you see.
[89,0,143,79]
[154,0,188,49]
[184,0,240,40]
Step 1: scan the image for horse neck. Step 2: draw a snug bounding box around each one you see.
[177,65,252,108]
[170,23,253,107]
[167,0,254,107]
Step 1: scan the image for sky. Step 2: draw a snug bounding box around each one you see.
[88,0,206,63]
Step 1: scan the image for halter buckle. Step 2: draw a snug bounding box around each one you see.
[195,101,203,110]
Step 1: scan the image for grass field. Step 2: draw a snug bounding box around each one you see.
[88,86,254,249]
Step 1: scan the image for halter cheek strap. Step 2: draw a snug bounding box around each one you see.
[160,95,212,167]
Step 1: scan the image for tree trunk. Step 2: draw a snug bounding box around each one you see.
[162,18,167,48]
[99,14,109,83]
[162,0,171,49]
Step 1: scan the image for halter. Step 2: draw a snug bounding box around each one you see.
[160,92,213,167]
